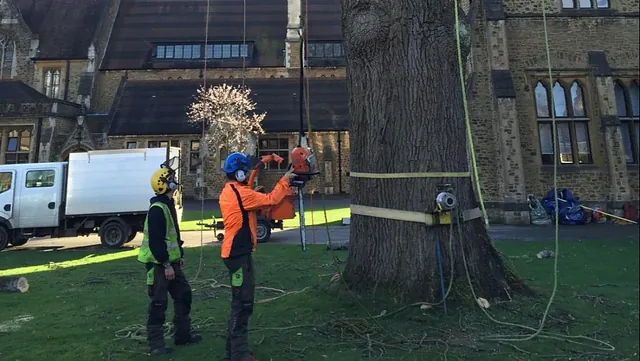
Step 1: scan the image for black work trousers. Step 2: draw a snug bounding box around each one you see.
[146,263,193,350]
[223,254,255,361]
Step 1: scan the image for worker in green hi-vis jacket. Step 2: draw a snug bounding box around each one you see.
[137,165,202,356]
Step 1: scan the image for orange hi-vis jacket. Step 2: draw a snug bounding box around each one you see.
[219,176,291,259]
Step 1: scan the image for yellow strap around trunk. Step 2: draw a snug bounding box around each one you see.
[350,204,482,226]
[349,171,471,179]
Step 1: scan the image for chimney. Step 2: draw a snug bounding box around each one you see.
[285,0,302,68]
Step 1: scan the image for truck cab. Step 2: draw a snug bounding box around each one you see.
[0,162,66,248]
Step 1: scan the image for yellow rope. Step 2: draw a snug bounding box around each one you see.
[452,0,613,351]
[454,9,489,229]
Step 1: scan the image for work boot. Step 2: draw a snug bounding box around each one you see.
[149,346,173,356]
[175,333,202,346]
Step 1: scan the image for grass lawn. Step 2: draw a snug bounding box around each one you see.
[0,239,638,361]
[180,207,350,231]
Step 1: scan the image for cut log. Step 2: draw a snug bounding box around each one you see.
[0,276,29,293]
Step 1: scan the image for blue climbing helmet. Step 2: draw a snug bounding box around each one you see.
[222,152,251,174]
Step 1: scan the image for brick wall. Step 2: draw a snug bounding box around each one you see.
[31,60,89,102]
[504,15,639,202]
[469,9,503,203]
[503,0,639,13]
[0,1,35,82]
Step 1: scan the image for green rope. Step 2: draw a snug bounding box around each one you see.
[451,0,614,351]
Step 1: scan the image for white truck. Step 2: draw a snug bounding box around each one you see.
[0,148,182,250]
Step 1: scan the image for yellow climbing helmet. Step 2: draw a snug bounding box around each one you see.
[150,167,178,195]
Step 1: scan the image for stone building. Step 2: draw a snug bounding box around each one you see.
[0,0,638,224]
[0,0,121,163]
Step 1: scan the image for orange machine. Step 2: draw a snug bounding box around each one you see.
[289,146,320,181]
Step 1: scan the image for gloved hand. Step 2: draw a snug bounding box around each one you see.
[284,165,296,180]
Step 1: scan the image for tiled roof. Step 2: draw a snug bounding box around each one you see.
[0,80,50,103]
[86,114,111,134]
[101,0,288,70]
[108,77,349,136]
[12,0,107,59]
[307,0,342,41]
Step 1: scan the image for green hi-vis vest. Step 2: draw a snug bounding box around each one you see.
[137,202,181,264]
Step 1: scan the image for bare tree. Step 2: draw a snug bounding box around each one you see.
[341,0,532,302]
[188,83,266,157]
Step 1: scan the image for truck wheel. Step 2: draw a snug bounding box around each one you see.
[0,226,9,251]
[99,219,130,249]
[125,231,137,243]
[9,238,28,247]
[256,218,271,243]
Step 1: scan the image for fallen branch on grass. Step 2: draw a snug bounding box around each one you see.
[191,278,311,304]
[0,276,29,293]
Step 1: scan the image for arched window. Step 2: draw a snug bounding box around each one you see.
[0,34,14,79]
[534,82,550,118]
[552,82,568,117]
[5,129,31,164]
[44,69,61,98]
[570,81,586,117]
[534,79,592,165]
[615,80,640,164]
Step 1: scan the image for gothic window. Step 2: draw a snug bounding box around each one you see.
[615,80,640,164]
[0,34,14,79]
[44,69,61,98]
[534,80,592,165]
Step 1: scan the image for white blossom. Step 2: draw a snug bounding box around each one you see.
[187,83,266,155]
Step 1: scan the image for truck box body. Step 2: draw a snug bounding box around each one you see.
[65,148,180,216]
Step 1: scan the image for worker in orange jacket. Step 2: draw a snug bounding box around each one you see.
[219,152,295,361]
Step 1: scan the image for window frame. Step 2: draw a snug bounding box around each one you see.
[5,129,31,165]
[43,68,62,98]
[25,169,56,188]
[0,171,13,194]
[257,137,290,171]
[154,43,251,61]
[533,79,593,166]
[561,0,610,9]
[0,34,14,79]
[189,140,200,174]
[614,79,640,164]
[148,140,169,149]
[307,41,344,59]
[126,141,137,149]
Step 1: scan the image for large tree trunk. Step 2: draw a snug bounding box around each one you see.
[341,0,532,302]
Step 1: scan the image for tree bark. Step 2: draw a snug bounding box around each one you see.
[341,0,532,302]
[0,277,29,293]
